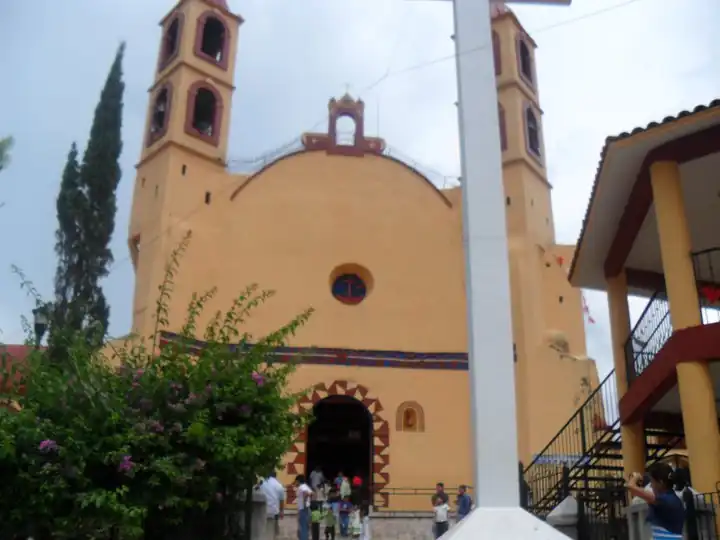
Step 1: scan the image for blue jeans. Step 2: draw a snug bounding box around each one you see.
[339,513,350,536]
[298,508,310,540]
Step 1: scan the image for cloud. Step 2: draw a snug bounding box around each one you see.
[0,0,717,374]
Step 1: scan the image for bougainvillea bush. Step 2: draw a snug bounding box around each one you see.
[0,240,312,540]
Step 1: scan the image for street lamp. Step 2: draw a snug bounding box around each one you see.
[32,302,49,348]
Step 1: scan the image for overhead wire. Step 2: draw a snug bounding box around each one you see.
[101,0,648,279]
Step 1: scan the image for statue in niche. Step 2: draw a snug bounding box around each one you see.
[403,408,417,431]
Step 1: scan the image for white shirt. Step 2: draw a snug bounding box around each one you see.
[260,477,286,517]
[310,470,325,489]
[297,482,313,510]
[434,503,449,523]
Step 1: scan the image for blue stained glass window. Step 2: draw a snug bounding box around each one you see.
[332,274,367,305]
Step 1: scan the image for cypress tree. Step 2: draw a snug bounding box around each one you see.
[53,143,84,331]
[0,136,13,173]
[53,43,126,341]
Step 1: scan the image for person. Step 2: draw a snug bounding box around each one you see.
[349,504,362,539]
[456,485,472,521]
[259,471,286,540]
[338,495,353,537]
[432,495,450,539]
[340,474,352,500]
[430,483,449,537]
[432,483,449,505]
[310,501,323,540]
[316,480,329,503]
[334,471,345,489]
[311,466,325,491]
[672,467,700,506]
[327,485,341,524]
[323,499,337,540]
[296,474,314,540]
[351,475,363,506]
[360,505,371,540]
[625,463,685,536]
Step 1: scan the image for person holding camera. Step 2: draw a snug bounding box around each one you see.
[625,463,685,536]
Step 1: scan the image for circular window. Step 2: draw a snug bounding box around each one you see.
[332,274,367,305]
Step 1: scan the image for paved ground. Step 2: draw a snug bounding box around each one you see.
[276,513,440,540]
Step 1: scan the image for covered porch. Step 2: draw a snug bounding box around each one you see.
[569,98,720,493]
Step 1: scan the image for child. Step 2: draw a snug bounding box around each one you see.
[338,496,352,537]
[360,505,371,540]
[323,501,337,540]
[433,495,450,539]
[311,501,323,540]
[349,505,362,539]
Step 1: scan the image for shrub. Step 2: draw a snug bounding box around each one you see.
[0,236,312,539]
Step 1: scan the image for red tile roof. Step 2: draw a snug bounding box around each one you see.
[568,98,720,282]
[0,345,39,362]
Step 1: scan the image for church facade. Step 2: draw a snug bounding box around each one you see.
[127,0,599,510]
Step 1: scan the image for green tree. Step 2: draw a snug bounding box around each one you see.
[1,237,313,540]
[0,136,12,173]
[53,43,126,341]
[53,143,85,332]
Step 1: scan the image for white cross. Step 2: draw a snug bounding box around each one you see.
[404,0,572,538]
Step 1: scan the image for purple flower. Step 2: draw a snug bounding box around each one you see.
[150,420,165,433]
[118,455,134,473]
[251,371,265,387]
[39,439,57,453]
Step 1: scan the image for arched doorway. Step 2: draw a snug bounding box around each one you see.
[306,395,373,501]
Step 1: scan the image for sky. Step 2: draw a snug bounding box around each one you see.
[0,0,718,379]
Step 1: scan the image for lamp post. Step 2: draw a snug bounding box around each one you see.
[405,0,572,536]
[32,302,49,349]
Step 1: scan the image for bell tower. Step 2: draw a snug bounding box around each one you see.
[128,0,243,339]
[491,3,554,247]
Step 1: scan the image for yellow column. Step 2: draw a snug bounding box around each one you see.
[650,160,720,494]
[606,272,646,480]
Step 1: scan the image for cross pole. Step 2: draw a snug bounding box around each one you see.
[404,0,572,536]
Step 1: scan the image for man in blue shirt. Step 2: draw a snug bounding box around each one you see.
[456,485,473,521]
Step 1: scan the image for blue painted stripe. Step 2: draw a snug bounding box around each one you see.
[651,526,682,540]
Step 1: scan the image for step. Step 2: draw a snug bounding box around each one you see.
[276,513,456,540]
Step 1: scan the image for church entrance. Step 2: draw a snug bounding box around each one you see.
[306,395,373,502]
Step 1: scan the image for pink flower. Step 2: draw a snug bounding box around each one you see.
[39,439,58,452]
[118,455,134,473]
[251,371,265,386]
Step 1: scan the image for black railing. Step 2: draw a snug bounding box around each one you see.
[624,292,672,383]
[577,479,627,540]
[685,489,720,540]
[523,369,619,512]
[693,248,720,326]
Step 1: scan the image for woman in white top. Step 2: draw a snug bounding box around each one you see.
[433,496,450,539]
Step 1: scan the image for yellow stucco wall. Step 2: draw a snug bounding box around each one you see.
[124,0,600,511]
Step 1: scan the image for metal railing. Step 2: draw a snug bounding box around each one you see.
[523,369,619,513]
[685,489,720,540]
[693,248,720,326]
[624,292,672,384]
